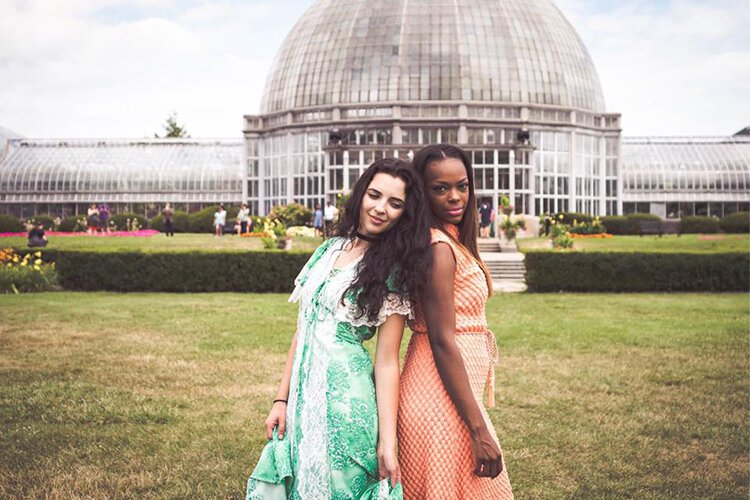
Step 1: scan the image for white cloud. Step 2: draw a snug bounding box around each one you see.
[555,0,750,135]
[0,0,746,138]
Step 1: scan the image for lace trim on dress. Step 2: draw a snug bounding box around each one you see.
[335,292,414,328]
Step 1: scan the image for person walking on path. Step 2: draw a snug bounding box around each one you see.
[245,158,431,499]
[479,201,492,238]
[323,200,336,238]
[162,203,175,237]
[312,204,324,237]
[213,205,226,237]
[398,144,514,499]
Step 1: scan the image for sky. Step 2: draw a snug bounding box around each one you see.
[0,0,747,139]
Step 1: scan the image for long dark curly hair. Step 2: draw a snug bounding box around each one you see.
[336,157,432,323]
[412,144,493,294]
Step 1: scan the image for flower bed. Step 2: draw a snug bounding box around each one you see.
[570,233,613,239]
[0,248,57,293]
[240,232,271,238]
[0,230,160,238]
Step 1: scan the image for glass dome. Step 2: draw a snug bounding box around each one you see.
[261,0,605,114]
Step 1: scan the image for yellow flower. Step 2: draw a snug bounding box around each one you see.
[558,214,564,220]
[20,260,27,266]
[33,265,41,271]
[12,256,19,263]
[34,251,42,257]
[34,259,42,266]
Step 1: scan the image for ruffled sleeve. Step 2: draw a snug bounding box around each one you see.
[288,238,338,303]
[335,291,413,328]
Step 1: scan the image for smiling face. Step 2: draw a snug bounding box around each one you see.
[423,157,470,225]
[358,172,407,237]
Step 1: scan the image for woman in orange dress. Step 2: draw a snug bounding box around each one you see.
[398,144,513,499]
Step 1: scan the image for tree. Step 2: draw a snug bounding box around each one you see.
[155,112,189,138]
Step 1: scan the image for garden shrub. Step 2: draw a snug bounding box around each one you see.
[268,203,312,228]
[0,248,58,293]
[601,214,663,235]
[58,217,86,232]
[720,211,750,233]
[680,216,720,234]
[150,211,190,233]
[568,217,605,235]
[38,249,312,292]
[0,215,23,233]
[110,212,149,231]
[27,214,57,230]
[556,212,592,225]
[601,216,628,235]
[525,252,749,292]
[188,206,239,233]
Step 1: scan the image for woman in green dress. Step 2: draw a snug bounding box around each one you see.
[246,158,431,499]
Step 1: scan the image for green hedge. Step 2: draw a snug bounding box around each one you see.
[150,211,190,233]
[188,206,239,233]
[602,214,662,235]
[680,216,720,234]
[720,212,750,233]
[0,215,23,233]
[58,217,85,232]
[16,249,312,292]
[525,252,749,292]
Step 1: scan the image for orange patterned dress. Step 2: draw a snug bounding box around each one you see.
[397,225,513,499]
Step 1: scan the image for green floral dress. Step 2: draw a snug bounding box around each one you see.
[246,238,408,499]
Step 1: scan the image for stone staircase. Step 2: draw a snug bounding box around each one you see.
[477,238,527,293]
[477,239,501,253]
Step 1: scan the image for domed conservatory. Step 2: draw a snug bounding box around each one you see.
[243,0,621,217]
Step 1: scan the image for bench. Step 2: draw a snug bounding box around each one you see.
[639,220,681,237]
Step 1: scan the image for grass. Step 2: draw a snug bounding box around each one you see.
[518,233,750,253]
[4,233,747,255]
[0,233,324,253]
[0,292,748,498]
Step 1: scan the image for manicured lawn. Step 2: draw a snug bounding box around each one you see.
[518,233,750,253]
[0,293,748,499]
[0,233,324,253]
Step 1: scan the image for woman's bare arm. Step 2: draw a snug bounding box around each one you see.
[374,313,405,487]
[422,243,503,478]
[264,330,298,440]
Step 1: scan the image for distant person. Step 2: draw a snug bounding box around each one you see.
[238,203,250,235]
[162,202,175,237]
[98,203,110,233]
[323,200,336,238]
[86,204,100,235]
[312,203,324,237]
[479,202,492,238]
[27,223,48,248]
[214,205,226,237]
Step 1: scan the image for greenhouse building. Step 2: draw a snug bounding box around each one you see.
[0,0,748,220]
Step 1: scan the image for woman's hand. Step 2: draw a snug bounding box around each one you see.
[377,444,401,488]
[469,427,504,478]
[264,401,287,440]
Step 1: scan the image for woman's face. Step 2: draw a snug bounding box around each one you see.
[424,157,470,225]
[358,172,407,237]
